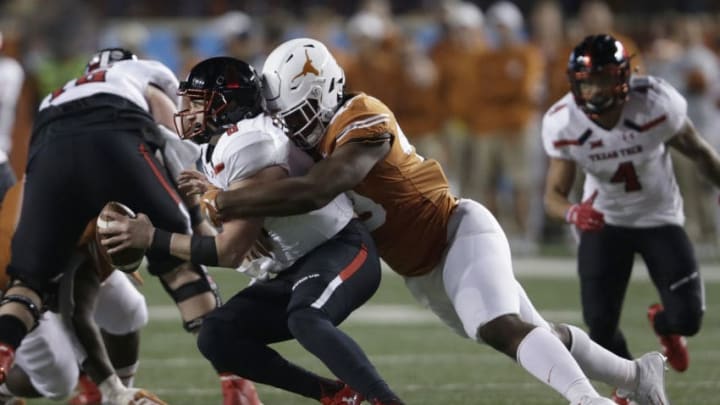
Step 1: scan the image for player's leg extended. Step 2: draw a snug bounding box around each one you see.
[196,282,331,402]
[639,225,703,372]
[578,225,635,359]
[0,311,79,401]
[1,137,91,383]
[284,219,401,404]
[437,199,604,402]
[94,270,149,386]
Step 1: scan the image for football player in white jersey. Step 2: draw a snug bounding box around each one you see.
[542,34,716,386]
[0,31,24,204]
[100,57,402,405]
[0,48,222,398]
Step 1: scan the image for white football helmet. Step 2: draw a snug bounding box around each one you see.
[261,38,345,149]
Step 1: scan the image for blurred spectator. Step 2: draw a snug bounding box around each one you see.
[392,37,444,164]
[528,0,575,244]
[213,10,265,70]
[653,15,720,246]
[343,10,403,110]
[428,0,487,194]
[465,0,543,244]
[574,0,644,73]
[0,31,24,203]
[177,30,203,79]
[0,27,37,181]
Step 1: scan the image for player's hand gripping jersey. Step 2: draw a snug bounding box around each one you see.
[201,114,354,275]
[318,93,458,276]
[39,59,178,112]
[542,76,687,227]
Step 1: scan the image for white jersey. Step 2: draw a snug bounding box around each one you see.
[200,114,354,274]
[0,56,24,164]
[38,59,178,113]
[542,76,687,227]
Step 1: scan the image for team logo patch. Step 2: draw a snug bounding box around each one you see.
[292,50,320,81]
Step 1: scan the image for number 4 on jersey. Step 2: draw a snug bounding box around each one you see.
[610,161,642,191]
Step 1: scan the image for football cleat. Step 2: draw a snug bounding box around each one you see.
[0,343,15,385]
[632,352,670,405]
[220,373,263,405]
[320,383,364,405]
[69,373,102,405]
[648,303,688,372]
[612,388,630,405]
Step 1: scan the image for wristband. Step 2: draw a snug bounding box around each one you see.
[188,205,204,227]
[190,234,219,266]
[150,229,172,254]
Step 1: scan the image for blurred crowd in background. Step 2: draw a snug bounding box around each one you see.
[4,0,720,256]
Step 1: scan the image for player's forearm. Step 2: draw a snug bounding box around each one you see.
[162,231,249,268]
[694,149,720,188]
[544,191,573,222]
[217,177,327,219]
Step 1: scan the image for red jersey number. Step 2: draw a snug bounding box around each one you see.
[610,161,642,192]
[50,70,108,101]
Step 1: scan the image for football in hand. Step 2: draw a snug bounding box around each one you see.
[96,201,145,273]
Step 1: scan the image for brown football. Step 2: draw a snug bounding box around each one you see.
[96,201,145,273]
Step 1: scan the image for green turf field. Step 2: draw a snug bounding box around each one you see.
[27,257,720,404]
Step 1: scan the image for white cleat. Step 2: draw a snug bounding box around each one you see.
[632,352,670,405]
[574,396,617,405]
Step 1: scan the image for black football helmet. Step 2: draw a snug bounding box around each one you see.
[175,56,263,143]
[567,34,631,116]
[84,47,137,74]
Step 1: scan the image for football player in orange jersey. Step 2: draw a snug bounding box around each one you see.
[194,38,672,405]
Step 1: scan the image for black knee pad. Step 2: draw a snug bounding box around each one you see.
[160,264,222,333]
[1,279,44,331]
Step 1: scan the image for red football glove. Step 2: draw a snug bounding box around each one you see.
[565,190,605,231]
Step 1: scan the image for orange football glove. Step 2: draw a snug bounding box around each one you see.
[200,188,222,227]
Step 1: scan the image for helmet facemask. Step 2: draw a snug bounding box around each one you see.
[278,96,330,150]
[174,88,231,144]
[567,35,631,118]
[174,58,263,145]
[569,66,629,116]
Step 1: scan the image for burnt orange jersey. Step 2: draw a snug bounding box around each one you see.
[318,93,458,276]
